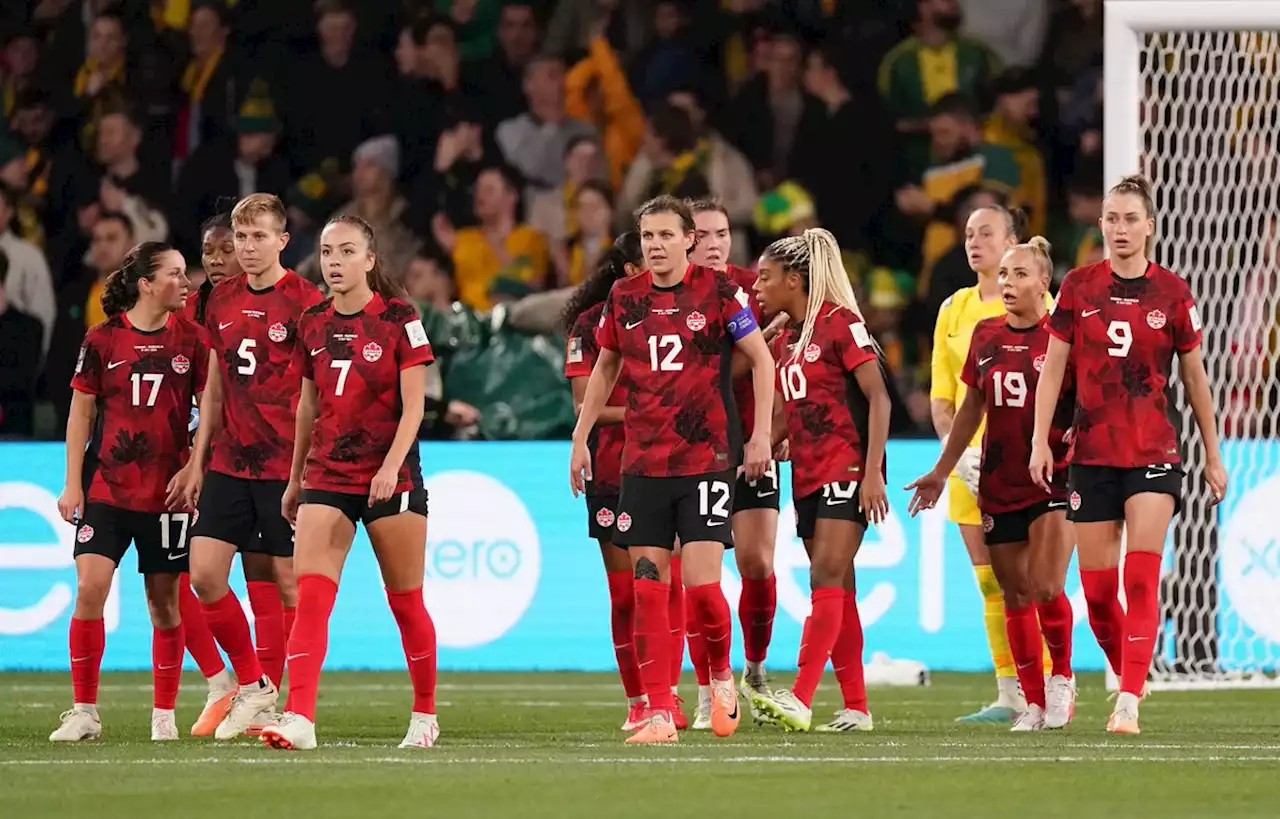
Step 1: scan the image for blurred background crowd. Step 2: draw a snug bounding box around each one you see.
[0,0,1110,441]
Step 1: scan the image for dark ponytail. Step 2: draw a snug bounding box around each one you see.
[101,241,174,316]
[561,231,643,332]
[323,213,407,301]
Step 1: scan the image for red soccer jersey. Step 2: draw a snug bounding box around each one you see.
[1047,260,1201,468]
[564,302,627,496]
[297,293,434,494]
[773,303,880,499]
[727,264,763,441]
[71,313,209,513]
[962,315,1074,513]
[596,264,758,477]
[203,270,324,480]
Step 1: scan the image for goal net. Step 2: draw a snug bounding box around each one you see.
[1106,9,1280,689]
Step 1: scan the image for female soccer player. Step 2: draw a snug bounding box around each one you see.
[1031,175,1227,734]
[689,199,781,728]
[746,228,891,732]
[52,242,208,742]
[569,195,775,744]
[907,238,1078,732]
[261,215,437,751]
[562,232,648,730]
[932,204,1049,723]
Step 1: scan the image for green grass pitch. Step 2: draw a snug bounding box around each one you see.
[1,671,1276,818]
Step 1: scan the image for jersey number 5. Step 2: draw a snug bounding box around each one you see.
[648,334,683,371]
[991,370,1027,407]
[237,339,257,375]
[1106,320,1132,358]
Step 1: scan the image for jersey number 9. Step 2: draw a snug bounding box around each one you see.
[1106,320,1132,358]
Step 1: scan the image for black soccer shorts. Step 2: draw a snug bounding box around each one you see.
[74,503,192,574]
[613,469,737,550]
[1066,464,1184,523]
[586,494,622,542]
[733,460,781,513]
[300,486,429,526]
[794,480,866,540]
[190,471,295,556]
[982,498,1069,546]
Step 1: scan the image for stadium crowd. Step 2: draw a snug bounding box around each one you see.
[0,0,1112,441]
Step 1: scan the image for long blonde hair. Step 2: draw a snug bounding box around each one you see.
[761,228,874,363]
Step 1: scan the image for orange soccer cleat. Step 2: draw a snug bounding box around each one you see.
[189,687,235,737]
[625,710,678,744]
[709,679,740,737]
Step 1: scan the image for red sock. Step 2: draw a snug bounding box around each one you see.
[284,574,339,721]
[201,590,264,685]
[830,590,867,712]
[387,588,437,714]
[633,578,674,710]
[69,617,105,705]
[605,571,642,697]
[1080,567,1126,675]
[792,587,844,707]
[178,575,225,678]
[152,625,185,709]
[1004,603,1046,708]
[739,574,777,664]
[247,581,285,689]
[1121,551,1162,696]
[685,604,710,686]
[1035,591,1074,679]
[284,605,297,645]
[668,556,686,688]
[688,582,733,680]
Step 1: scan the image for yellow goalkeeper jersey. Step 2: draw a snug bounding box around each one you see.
[931,284,1054,447]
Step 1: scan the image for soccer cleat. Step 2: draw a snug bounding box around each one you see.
[739,666,776,725]
[1106,692,1141,735]
[214,677,278,740]
[50,707,101,742]
[956,703,1018,723]
[1011,704,1046,732]
[260,712,317,751]
[1044,675,1077,729]
[709,678,741,737]
[621,700,648,731]
[246,706,278,737]
[625,710,678,744]
[671,694,689,730]
[151,709,179,741]
[814,709,874,732]
[751,688,812,733]
[691,687,712,730]
[399,713,440,748]
[190,675,237,737]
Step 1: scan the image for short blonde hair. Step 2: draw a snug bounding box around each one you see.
[231,193,287,232]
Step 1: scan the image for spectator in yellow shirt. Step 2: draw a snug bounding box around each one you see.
[432,163,549,310]
[564,27,645,190]
[982,69,1047,236]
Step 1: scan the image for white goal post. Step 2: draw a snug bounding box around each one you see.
[1104,0,1280,690]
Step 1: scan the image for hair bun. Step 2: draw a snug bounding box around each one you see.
[1027,235,1052,256]
[1117,174,1152,198]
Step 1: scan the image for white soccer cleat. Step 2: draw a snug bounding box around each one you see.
[1107,691,1141,735]
[151,709,179,741]
[752,688,812,733]
[739,666,776,725]
[1044,675,1077,729]
[246,705,279,736]
[814,708,874,732]
[691,686,712,730]
[50,707,101,742]
[398,713,440,748]
[1011,704,1046,732]
[214,678,278,740]
[260,711,317,751]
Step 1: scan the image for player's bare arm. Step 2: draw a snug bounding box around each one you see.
[1029,335,1070,492]
[282,377,319,524]
[1177,345,1228,503]
[736,327,774,480]
[930,397,955,440]
[370,365,428,507]
[570,375,625,426]
[57,390,97,524]
[570,346,622,495]
[907,388,985,517]
[730,311,789,378]
[164,387,205,511]
[174,350,222,508]
[853,359,892,525]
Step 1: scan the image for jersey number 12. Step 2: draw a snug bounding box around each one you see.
[648,334,683,371]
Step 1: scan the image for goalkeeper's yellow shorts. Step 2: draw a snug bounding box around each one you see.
[947,475,982,526]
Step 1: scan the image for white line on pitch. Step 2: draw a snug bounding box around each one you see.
[3,755,1279,766]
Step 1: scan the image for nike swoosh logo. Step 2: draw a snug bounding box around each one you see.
[948,332,960,338]
[825,498,848,506]
[1146,471,1167,479]
[625,320,644,330]
[158,664,180,670]
[107,360,127,370]
[219,321,233,330]
[168,552,186,560]
[287,653,309,661]
[1081,309,1101,317]
[727,699,738,720]
[707,519,726,526]
[978,357,993,366]
[310,347,325,356]
[1047,501,1066,508]
[756,491,776,498]
[71,656,91,663]
[408,654,431,662]
[1127,635,1148,642]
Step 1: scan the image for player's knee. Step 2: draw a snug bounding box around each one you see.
[241,552,274,583]
[1031,575,1064,603]
[146,595,182,629]
[736,546,772,580]
[272,561,298,606]
[73,577,111,619]
[808,563,843,591]
[633,557,660,582]
[189,565,228,602]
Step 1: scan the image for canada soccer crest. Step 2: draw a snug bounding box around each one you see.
[1069,491,1082,511]
[1033,354,1045,372]
[171,354,190,374]
[982,514,994,533]
[616,512,632,532]
[363,342,383,362]
[268,322,289,342]
[596,507,615,528]
[77,525,95,543]
[1146,309,1167,330]
[803,343,822,363]
[686,311,706,332]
